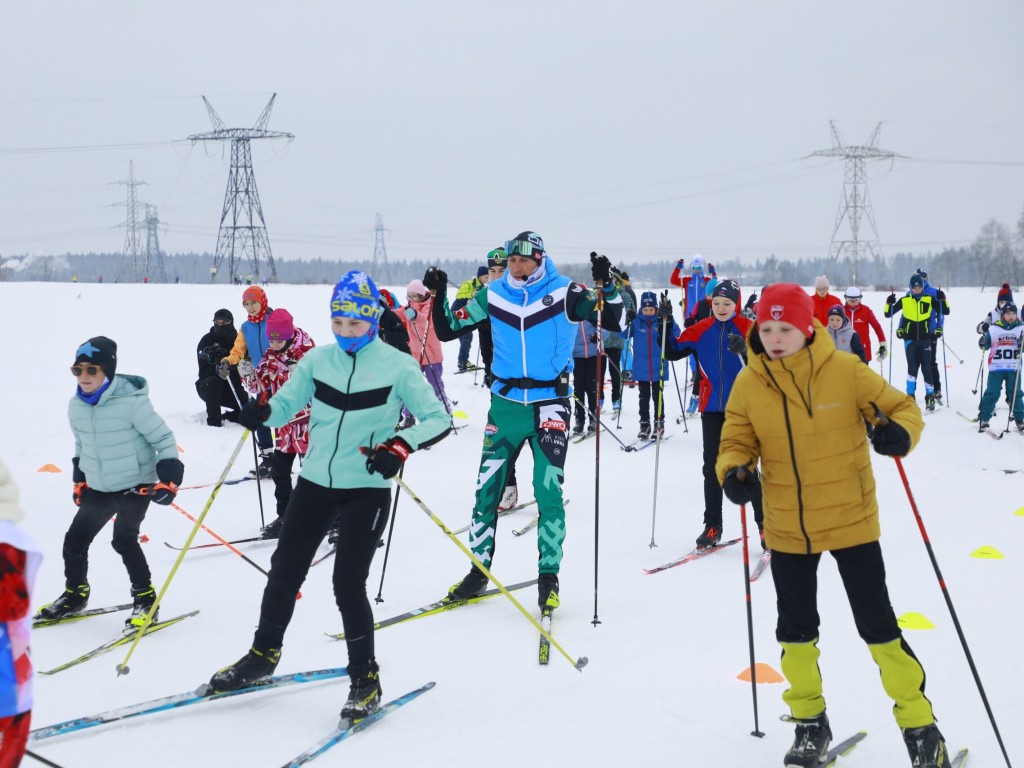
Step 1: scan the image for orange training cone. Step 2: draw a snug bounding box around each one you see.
[737,663,784,683]
[37,464,61,473]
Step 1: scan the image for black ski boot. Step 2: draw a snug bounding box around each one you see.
[902,723,952,767]
[695,524,722,549]
[925,393,936,413]
[978,420,989,433]
[35,583,90,621]
[125,584,158,630]
[446,565,488,601]
[538,573,559,611]
[637,421,651,441]
[260,516,285,540]
[208,646,281,692]
[784,711,832,767]
[341,660,382,722]
[572,420,585,437]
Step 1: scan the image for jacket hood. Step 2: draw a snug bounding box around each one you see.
[746,323,836,413]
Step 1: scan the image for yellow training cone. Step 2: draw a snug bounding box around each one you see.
[737,663,784,683]
[898,612,935,630]
[452,410,468,420]
[970,546,1004,560]
[37,464,61,473]
[1014,507,1024,517]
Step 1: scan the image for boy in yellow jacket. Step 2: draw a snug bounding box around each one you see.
[715,284,952,768]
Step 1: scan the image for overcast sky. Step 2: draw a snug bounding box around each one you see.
[1,1,1022,271]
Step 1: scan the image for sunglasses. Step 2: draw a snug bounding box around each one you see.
[71,365,102,376]
[845,296,861,301]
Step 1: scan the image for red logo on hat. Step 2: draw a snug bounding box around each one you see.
[770,304,784,320]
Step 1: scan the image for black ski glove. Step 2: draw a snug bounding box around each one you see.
[722,466,762,506]
[684,317,697,328]
[657,292,673,320]
[360,437,411,479]
[238,391,272,431]
[885,293,896,306]
[870,420,911,457]
[727,333,746,356]
[422,267,448,292]
[744,293,758,311]
[590,252,612,284]
[147,457,185,506]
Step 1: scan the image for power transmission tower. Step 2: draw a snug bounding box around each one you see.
[811,121,902,285]
[188,93,294,283]
[144,204,168,283]
[372,212,390,283]
[117,160,146,283]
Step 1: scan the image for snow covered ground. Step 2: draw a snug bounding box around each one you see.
[5,280,1021,767]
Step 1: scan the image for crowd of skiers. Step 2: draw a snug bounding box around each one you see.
[4,242,1015,768]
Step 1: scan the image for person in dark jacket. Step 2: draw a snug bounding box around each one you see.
[883,275,937,411]
[195,309,247,426]
[376,289,411,355]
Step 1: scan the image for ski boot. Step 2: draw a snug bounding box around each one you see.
[924,393,936,413]
[447,565,488,602]
[587,421,596,434]
[637,421,651,441]
[653,418,665,439]
[572,420,585,437]
[933,391,944,407]
[784,711,832,767]
[208,646,281,692]
[1016,420,1024,434]
[687,395,699,414]
[250,448,273,478]
[611,400,621,415]
[538,573,559,611]
[125,584,158,630]
[902,723,952,768]
[457,360,469,372]
[978,420,989,433]
[260,516,285,540]
[695,524,722,549]
[341,660,382,722]
[35,583,90,621]
[498,484,519,511]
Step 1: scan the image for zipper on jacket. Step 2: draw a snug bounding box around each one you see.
[520,289,529,404]
[327,354,358,487]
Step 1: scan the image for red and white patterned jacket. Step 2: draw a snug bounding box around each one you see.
[246,327,316,455]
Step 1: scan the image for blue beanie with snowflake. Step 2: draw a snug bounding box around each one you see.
[330,271,383,353]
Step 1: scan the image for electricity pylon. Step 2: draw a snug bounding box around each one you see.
[811,121,902,285]
[144,204,167,283]
[188,93,293,283]
[372,213,390,283]
[117,160,145,282]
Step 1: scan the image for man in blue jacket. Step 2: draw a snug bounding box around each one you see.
[424,233,622,611]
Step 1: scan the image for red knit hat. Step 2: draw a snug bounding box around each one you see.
[266,308,295,341]
[757,284,815,338]
[997,283,1013,304]
[242,286,267,310]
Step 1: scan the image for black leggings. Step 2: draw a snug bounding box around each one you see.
[270,450,300,518]
[700,411,763,529]
[253,478,389,668]
[573,356,599,426]
[63,490,151,589]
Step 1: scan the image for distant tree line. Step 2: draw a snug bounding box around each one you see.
[2,206,1021,291]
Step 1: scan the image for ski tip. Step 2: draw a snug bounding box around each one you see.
[575,656,589,671]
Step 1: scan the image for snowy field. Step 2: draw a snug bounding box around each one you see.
[4,280,1021,767]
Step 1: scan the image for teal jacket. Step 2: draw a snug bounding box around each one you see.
[266,338,451,489]
[68,374,179,492]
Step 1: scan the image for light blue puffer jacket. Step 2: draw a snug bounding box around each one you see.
[68,374,179,492]
[265,337,451,489]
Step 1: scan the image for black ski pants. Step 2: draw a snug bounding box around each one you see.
[904,339,935,389]
[771,540,903,645]
[270,450,300,518]
[253,478,389,668]
[602,348,623,405]
[637,380,664,425]
[700,411,763,530]
[63,489,151,590]
[573,356,599,427]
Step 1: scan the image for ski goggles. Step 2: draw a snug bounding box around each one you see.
[504,239,543,259]
[71,365,102,376]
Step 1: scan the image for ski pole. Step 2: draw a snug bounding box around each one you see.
[942,337,964,364]
[737,497,764,738]
[374,463,405,604]
[887,289,895,384]
[25,751,65,768]
[872,404,1013,768]
[999,340,1024,436]
[394,476,588,671]
[115,429,251,676]
[472,343,481,387]
[940,336,950,407]
[572,395,631,450]
[169,501,278,581]
[593,279,605,629]
[670,361,688,431]
[971,348,985,395]
[649,301,670,548]
[227,380,266,528]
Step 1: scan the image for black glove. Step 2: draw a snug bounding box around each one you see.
[657,293,674,319]
[148,457,185,506]
[216,359,231,379]
[933,327,943,338]
[590,252,612,284]
[935,289,946,303]
[896,326,906,339]
[360,437,411,479]
[422,267,447,292]
[73,481,88,507]
[727,332,746,356]
[744,293,757,311]
[976,321,990,335]
[871,420,911,457]
[684,317,696,328]
[722,466,762,506]
[885,293,896,306]
[238,391,272,431]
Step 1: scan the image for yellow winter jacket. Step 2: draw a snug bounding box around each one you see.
[716,323,923,555]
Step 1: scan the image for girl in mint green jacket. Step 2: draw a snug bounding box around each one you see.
[209,271,451,724]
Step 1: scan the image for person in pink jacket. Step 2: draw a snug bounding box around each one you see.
[400,279,450,422]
